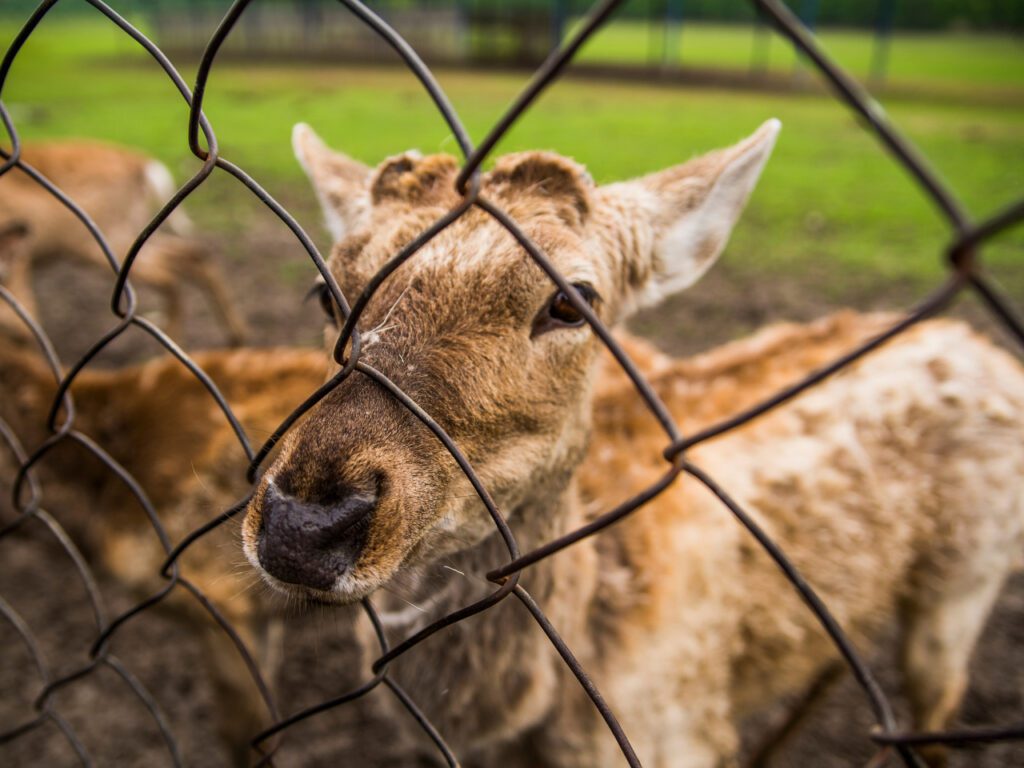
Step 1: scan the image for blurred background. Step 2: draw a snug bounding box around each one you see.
[1,0,1021,361]
[0,2,1021,766]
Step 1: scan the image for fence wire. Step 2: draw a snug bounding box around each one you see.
[1,0,1023,766]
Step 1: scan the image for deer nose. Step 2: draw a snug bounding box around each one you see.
[256,483,375,590]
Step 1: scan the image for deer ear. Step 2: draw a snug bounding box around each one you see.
[370,151,461,207]
[292,123,372,241]
[486,152,593,227]
[597,119,780,313]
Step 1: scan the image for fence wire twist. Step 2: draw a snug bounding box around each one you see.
[1,0,1023,766]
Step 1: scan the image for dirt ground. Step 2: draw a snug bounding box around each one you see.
[1,198,1022,767]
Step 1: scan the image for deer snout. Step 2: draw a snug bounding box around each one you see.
[256,482,375,590]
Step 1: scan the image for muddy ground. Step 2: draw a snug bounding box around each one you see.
[1,195,1022,767]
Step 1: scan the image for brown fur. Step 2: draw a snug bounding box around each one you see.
[4,123,1022,767]
[5,309,1021,765]
[0,338,325,764]
[238,123,1024,767]
[0,140,248,345]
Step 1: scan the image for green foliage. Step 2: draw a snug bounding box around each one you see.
[572,20,1024,89]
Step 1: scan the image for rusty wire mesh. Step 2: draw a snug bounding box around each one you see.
[1,0,1023,766]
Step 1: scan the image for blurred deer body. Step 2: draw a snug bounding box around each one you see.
[0,140,247,345]
[232,121,1024,767]
[0,336,325,764]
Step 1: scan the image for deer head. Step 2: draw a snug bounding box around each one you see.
[241,119,780,602]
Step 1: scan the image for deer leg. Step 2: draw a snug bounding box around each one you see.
[150,233,247,347]
[2,238,38,320]
[155,281,186,341]
[184,258,248,347]
[121,247,186,341]
[900,578,1004,768]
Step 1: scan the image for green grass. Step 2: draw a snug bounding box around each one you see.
[573,20,1024,93]
[2,14,1022,296]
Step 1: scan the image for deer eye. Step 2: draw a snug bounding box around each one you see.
[306,280,338,327]
[532,282,600,337]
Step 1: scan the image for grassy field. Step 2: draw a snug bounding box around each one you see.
[2,12,1022,303]
[573,20,1024,91]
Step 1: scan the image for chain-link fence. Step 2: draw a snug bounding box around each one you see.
[1,1,1023,766]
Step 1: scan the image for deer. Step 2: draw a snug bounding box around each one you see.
[0,140,248,345]
[1,121,1021,766]
[0,326,325,764]
[228,120,1024,768]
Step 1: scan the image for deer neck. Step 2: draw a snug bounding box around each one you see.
[370,480,598,756]
[375,474,594,629]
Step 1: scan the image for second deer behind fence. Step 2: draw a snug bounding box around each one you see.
[0,140,247,346]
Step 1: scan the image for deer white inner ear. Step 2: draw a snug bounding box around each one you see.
[318,186,352,243]
[648,119,780,304]
[292,123,371,243]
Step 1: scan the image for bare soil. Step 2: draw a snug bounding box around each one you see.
[1,204,1022,767]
